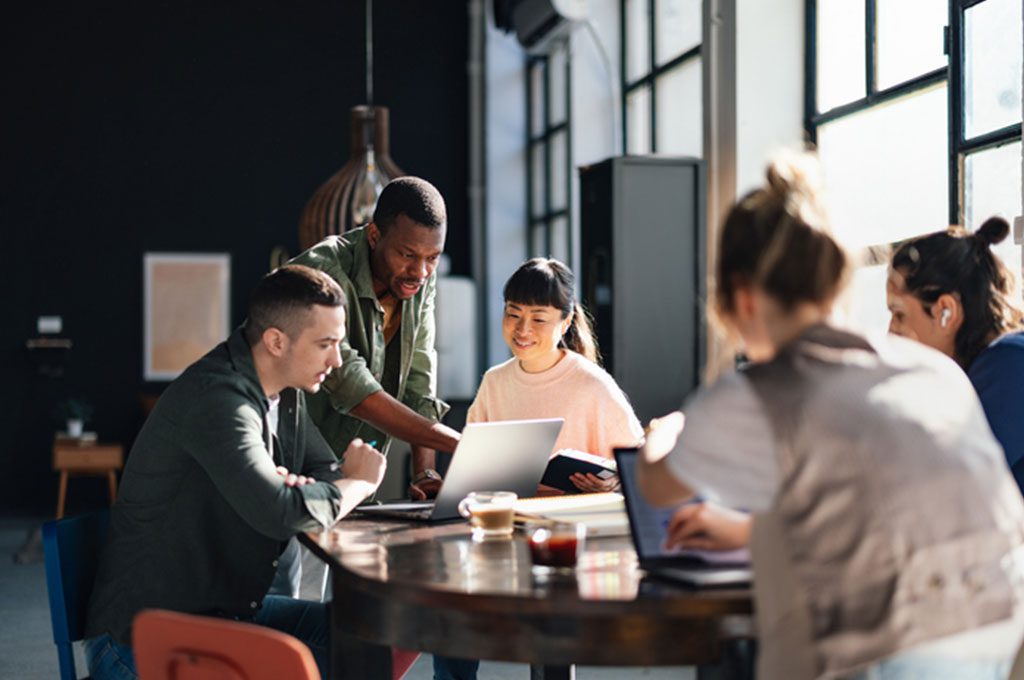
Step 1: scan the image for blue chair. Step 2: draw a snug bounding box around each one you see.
[43,509,110,680]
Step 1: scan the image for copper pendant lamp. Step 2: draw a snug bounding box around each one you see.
[298,0,404,250]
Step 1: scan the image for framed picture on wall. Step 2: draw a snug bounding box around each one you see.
[144,253,230,381]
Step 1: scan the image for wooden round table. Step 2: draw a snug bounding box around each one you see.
[303,518,754,679]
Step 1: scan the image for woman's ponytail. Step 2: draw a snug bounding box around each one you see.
[560,301,601,364]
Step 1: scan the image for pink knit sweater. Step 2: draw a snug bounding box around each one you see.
[467,351,644,459]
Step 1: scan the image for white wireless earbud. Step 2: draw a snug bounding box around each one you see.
[940,308,951,328]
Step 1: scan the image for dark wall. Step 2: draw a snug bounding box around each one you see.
[1,1,469,513]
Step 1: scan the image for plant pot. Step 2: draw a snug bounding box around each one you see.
[67,418,84,438]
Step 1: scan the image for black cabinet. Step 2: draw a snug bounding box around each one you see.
[579,156,706,423]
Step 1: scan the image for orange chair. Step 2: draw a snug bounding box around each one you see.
[133,609,419,680]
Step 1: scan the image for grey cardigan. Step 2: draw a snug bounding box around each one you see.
[744,325,1024,679]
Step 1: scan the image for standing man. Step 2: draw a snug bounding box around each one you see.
[84,265,386,680]
[292,176,459,499]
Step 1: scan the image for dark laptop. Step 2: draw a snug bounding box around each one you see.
[356,418,564,523]
[614,448,752,587]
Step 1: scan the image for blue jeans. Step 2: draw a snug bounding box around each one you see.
[85,596,329,680]
[433,655,480,680]
[851,652,1011,680]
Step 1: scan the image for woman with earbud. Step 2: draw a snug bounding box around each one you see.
[638,154,1024,679]
[887,217,1024,493]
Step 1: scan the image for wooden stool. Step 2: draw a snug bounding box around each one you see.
[52,441,124,519]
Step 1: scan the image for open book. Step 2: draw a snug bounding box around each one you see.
[540,449,617,494]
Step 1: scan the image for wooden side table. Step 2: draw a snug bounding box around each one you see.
[52,440,124,519]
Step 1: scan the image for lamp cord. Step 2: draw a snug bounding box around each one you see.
[365,0,374,107]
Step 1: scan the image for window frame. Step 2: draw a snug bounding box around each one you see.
[620,0,702,154]
[805,0,1022,242]
[525,43,573,262]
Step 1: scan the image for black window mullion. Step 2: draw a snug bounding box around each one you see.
[526,58,536,240]
[564,46,574,269]
[810,68,947,126]
[543,58,553,256]
[648,0,657,152]
[865,0,877,96]
[805,0,818,144]
[962,123,1024,153]
[948,0,965,225]
[620,0,629,152]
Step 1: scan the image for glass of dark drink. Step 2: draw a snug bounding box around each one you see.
[527,521,586,574]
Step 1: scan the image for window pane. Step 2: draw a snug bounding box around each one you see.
[816,0,866,111]
[550,131,568,211]
[530,61,546,138]
[655,59,702,156]
[817,84,949,251]
[655,0,701,66]
[549,44,568,126]
[964,0,1024,138]
[965,140,1023,300]
[531,142,546,218]
[550,216,569,264]
[530,221,547,258]
[876,0,946,90]
[625,0,650,82]
[845,265,891,337]
[626,86,652,154]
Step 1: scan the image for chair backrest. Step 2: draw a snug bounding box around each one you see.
[42,508,111,680]
[133,609,320,680]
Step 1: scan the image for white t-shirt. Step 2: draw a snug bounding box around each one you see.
[663,370,777,511]
[266,394,281,459]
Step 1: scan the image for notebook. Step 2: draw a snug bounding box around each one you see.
[614,448,752,587]
[355,418,564,522]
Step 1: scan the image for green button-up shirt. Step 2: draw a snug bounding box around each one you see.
[85,328,345,645]
[291,227,449,455]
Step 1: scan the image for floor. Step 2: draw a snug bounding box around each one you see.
[1,514,693,679]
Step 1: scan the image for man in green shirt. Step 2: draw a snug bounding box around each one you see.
[291,176,460,499]
[84,265,386,680]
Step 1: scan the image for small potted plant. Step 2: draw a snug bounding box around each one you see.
[53,397,95,438]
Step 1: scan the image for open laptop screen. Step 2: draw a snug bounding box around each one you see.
[614,448,685,560]
[614,448,750,566]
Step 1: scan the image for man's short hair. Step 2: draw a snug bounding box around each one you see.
[372,176,446,232]
[245,265,346,345]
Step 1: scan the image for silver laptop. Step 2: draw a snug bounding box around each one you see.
[615,448,752,587]
[356,418,564,522]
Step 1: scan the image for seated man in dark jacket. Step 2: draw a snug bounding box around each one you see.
[84,264,386,680]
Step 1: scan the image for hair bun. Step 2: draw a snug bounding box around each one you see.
[975,216,1010,246]
[764,149,828,228]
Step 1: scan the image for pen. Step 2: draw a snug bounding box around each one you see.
[329,440,377,472]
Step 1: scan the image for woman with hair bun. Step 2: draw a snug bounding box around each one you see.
[638,153,1024,679]
[888,217,1024,492]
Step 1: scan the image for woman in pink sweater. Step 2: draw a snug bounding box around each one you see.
[468,257,644,492]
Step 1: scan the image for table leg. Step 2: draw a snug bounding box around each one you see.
[696,639,756,680]
[530,664,575,680]
[107,470,118,505]
[330,628,393,680]
[56,471,68,519]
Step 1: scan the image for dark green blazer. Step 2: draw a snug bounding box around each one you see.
[85,327,345,645]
